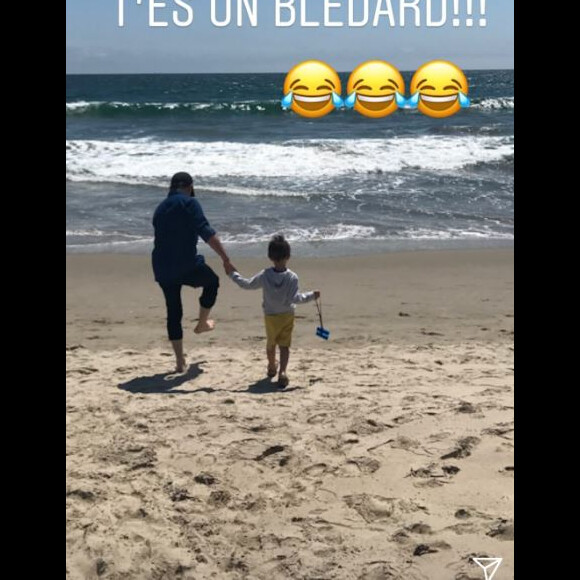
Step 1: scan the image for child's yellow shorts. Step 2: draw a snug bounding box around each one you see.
[264,313,295,348]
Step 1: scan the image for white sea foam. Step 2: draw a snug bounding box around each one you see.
[67,98,513,113]
[65,225,376,245]
[474,97,514,110]
[65,229,145,239]
[66,101,104,111]
[398,227,514,240]
[220,224,378,243]
[66,224,513,250]
[66,100,276,113]
[66,136,514,189]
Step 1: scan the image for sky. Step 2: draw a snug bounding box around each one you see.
[66,0,514,74]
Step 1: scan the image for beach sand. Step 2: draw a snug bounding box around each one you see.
[66,250,514,580]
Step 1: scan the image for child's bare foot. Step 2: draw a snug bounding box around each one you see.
[194,320,215,334]
[278,373,289,388]
[267,363,278,378]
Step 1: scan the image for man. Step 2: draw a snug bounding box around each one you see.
[152,172,232,372]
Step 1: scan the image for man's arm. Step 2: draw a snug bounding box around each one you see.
[186,199,232,266]
[207,234,231,265]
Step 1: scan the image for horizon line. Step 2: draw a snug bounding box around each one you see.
[66,67,514,76]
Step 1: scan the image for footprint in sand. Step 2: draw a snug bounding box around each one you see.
[345,495,396,522]
[413,541,451,556]
[391,414,416,426]
[208,489,232,507]
[302,463,332,477]
[194,472,217,485]
[407,523,432,535]
[344,457,381,474]
[247,424,269,433]
[357,562,399,579]
[345,495,427,523]
[487,518,514,541]
[390,529,411,544]
[456,402,479,414]
[441,437,481,460]
[348,418,387,436]
[482,424,514,439]
[66,344,85,351]
[408,466,434,478]
[455,509,471,519]
[390,436,421,451]
[255,445,286,461]
[428,431,453,443]
[225,438,271,460]
[407,463,460,488]
[236,494,268,512]
[413,543,438,556]
[442,465,461,475]
[166,485,193,502]
[95,558,107,576]
[421,329,444,337]
[105,444,157,471]
[66,489,96,501]
[307,413,329,425]
[67,367,99,376]
[446,522,480,535]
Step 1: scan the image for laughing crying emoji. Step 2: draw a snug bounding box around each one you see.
[408,60,470,118]
[345,60,406,118]
[282,60,343,118]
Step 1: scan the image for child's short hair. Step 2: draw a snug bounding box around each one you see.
[268,234,291,261]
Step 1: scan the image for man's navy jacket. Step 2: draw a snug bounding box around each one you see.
[152,191,216,284]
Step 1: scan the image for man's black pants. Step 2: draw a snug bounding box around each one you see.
[159,263,220,341]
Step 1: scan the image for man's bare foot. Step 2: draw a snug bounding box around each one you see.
[194,319,215,334]
[278,372,289,388]
[175,356,187,373]
[267,363,278,378]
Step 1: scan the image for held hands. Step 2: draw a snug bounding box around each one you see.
[223,259,236,276]
[313,290,321,300]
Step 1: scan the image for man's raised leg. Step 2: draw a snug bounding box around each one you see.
[191,264,220,334]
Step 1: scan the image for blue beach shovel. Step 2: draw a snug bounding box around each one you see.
[315,298,330,340]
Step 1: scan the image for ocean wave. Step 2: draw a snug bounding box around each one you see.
[66,224,513,250]
[222,225,513,243]
[65,225,376,245]
[65,229,145,240]
[66,136,514,187]
[469,154,514,172]
[473,97,514,110]
[66,97,514,116]
[220,224,378,243]
[66,100,279,116]
[398,227,514,241]
[431,124,508,136]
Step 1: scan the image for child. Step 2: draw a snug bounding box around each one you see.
[226,235,320,387]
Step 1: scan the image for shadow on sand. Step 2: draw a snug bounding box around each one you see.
[118,362,207,394]
[245,378,301,394]
[119,363,302,396]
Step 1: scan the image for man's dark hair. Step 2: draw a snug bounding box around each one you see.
[170,172,194,190]
[268,234,291,261]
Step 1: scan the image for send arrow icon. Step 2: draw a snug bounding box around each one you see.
[473,558,503,580]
